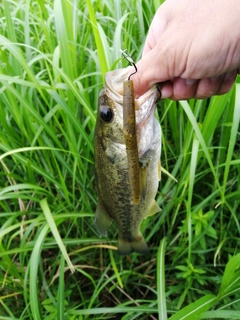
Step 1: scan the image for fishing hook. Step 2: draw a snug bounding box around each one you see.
[121,49,138,80]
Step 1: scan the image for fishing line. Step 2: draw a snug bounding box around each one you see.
[66,0,136,70]
[67,0,114,45]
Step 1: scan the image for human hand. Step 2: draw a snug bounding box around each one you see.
[132,0,240,100]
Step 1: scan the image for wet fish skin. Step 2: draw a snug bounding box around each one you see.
[94,67,161,255]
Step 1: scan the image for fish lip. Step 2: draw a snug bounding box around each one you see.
[104,67,158,122]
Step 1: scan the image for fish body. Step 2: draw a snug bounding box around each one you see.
[94,67,161,255]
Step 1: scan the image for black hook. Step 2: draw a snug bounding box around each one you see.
[121,50,138,80]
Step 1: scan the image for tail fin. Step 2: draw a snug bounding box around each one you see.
[118,234,149,255]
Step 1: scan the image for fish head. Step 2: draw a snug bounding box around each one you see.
[96,88,124,146]
[103,67,160,157]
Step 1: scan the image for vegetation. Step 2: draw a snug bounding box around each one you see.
[0,0,240,319]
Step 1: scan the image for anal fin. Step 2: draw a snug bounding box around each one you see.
[147,200,161,217]
[94,199,112,237]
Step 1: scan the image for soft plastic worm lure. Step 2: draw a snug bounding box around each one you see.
[122,51,140,205]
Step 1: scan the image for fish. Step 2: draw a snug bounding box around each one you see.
[94,66,161,255]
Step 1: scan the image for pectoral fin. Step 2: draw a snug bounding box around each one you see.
[147,200,161,217]
[94,199,112,237]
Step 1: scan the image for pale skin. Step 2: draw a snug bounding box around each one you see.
[132,0,240,100]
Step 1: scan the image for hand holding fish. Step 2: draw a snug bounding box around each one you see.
[132,0,240,100]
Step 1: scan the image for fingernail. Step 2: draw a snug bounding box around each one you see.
[224,71,237,81]
[160,83,173,99]
[185,79,197,86]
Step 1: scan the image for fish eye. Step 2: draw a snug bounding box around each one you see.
[100,106,113,123]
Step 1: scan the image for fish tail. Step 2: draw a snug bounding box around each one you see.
[118,235,149,255]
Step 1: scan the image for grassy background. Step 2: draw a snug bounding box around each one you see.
[0,0,240,319]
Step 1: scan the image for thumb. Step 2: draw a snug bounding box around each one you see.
[131,45,171,98]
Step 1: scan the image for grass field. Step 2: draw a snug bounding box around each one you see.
[0,0,240,319]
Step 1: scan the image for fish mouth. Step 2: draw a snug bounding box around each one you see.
[104,67,159,123]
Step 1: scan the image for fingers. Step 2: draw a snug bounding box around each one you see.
[216,71,238,95]
[166,78,198,100]
[159,71,238,100]
[130,0,240,100]
[131,7,170,98]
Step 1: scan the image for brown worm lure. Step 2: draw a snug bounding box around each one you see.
[122,51,140,205]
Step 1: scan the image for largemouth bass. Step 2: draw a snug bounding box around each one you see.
[94,67,161,255]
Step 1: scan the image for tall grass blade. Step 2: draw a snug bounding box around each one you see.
[86,0,109,77]
[179,100,220,190]
[40,198,74,273]
[57,254,65,320]
[218,253,240,298]
[201,94,230,147]
[157,237,167,320]
[109,249,123,288]
[187,134,199,260]
[200,310,240,319]
[168,294,217,320]
[29,224,49,320]
[69,306,158,316]
[222,84,240,193]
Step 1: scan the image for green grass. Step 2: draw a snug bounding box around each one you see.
[0,0,240,319]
